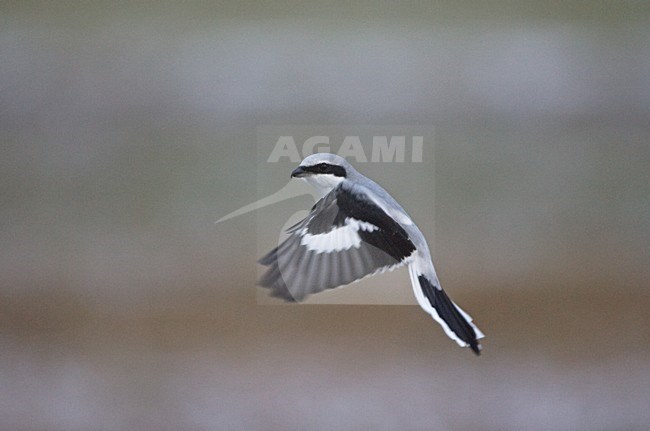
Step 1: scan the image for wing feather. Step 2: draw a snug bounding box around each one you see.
[258,183,416,301]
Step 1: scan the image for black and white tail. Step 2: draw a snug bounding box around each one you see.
[408,264,485,355]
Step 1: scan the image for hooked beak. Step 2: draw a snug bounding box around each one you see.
[291,166,307,178]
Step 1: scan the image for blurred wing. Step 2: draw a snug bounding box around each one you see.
[258,183,416,301]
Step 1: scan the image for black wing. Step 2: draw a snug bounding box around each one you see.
[258,183,416,301]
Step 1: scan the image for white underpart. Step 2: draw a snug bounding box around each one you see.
[302,174,345,198]
[300,218,378,253]
[407,258,484,347]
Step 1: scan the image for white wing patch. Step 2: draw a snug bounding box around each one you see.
[300,218,378,253]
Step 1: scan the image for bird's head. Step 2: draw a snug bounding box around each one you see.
[291,153,350,196]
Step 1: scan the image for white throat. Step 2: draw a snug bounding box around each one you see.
[302,174,345,198]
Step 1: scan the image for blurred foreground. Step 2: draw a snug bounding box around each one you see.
[2,279,649,430]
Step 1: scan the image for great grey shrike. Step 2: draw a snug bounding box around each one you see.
[258,153,485,354]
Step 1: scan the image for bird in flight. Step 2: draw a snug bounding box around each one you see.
[258,153,484,354]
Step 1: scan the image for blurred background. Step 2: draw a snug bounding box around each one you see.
[1,1,649,430]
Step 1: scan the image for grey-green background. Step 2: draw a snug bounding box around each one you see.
[1,2,649,430]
